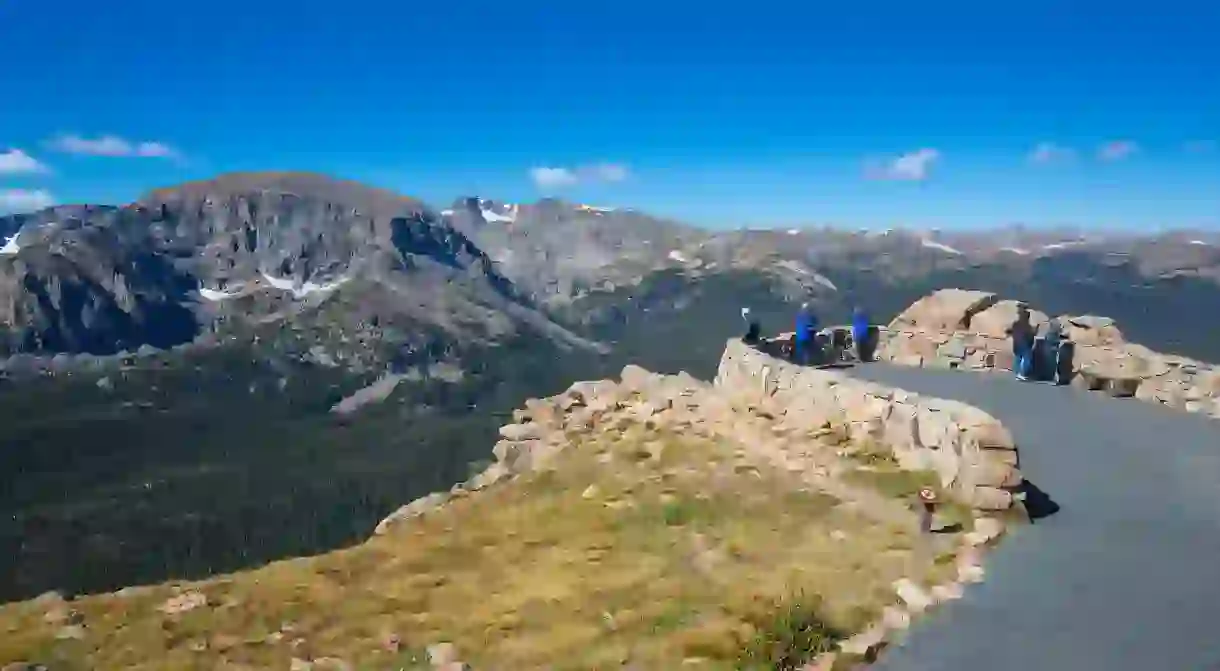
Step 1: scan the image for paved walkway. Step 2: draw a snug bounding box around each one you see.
[848,364,1220,671]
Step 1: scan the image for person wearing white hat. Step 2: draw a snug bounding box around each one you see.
[741,307,761,344]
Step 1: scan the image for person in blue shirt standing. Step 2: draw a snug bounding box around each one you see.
[794,302,818,365]
[851,305,872,362]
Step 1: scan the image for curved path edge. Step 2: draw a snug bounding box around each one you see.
[848,363,1220,671]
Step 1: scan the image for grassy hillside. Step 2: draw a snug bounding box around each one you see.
[1,419,954,670]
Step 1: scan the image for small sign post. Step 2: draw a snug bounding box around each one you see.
[914,488,939,570]
[918,488,938,536]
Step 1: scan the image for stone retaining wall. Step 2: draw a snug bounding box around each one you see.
[716,338,1023,511]
[872,289,1220,419]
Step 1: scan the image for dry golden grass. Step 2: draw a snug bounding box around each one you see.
[1,425,954,671]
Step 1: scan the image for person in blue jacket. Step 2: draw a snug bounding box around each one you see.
[851,306,872,362]
[794,302,818,365]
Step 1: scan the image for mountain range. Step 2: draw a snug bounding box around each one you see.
[3,171,1220,602]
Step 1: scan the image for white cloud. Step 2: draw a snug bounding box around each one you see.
[529,167,580,188]
[529,162,631,189]
[867,148,941,181]
[134,141,177,157]
[1028,142,1076,165]
[1098,140,1138,161]
[0,188,55,213]
[47,133,180,159]
[0,149,50,175]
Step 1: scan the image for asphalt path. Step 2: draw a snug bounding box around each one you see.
[848,363,1220,671]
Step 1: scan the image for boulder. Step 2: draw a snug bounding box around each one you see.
[1059,314,1125,347]
[970,459,1021,488]
[1195,370,1220,397]
[428,642,459,666]
[158,591,208,615]
[373,492,449,535]
[970,300,1048,339]
[888,289,999,332]
[563,380,620,411]
[1073,370,1106,391]
[892,578,933,613]
[965,516,1005,546]
[618,364,658,393]
[938,336,969,361]
[498,423,546,441]
[971,487,1014,511]
[1107,377,1142,398]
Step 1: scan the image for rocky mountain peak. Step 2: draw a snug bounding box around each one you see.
[140,171,424,218]
[0,173,540,358]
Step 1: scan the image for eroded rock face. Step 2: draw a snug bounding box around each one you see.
[874,289,1220,419]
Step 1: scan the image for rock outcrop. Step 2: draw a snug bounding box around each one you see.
[379,341,1024,531]
[875,288,1220,418]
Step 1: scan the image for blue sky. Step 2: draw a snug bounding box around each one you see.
[2,0,1218,230]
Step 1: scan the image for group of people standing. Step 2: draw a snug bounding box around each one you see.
[1007,304,1072,384]
[741,303,875,365]
[744,300,1072,383]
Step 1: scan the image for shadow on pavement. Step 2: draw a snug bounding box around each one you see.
[1017,478,1061,522]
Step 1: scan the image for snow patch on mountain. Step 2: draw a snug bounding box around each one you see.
[199,286,242,301]
[577,204,616,214]
[1000,247,1030,255]
[774,260,838,291]
[920,239,962,255]
[0,232,20,256]
[1042,240,1085,251]
[260,272,352,299]
[481,203,518,223]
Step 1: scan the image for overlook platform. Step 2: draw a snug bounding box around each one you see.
[850,362,1220,671]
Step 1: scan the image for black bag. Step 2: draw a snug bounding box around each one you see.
[1055,340,1075,384]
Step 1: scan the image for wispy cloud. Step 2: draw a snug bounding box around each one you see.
[0,149,50,175]
[1184,140,1216,154]
[579,163,629,182]
[1097,140,1139,161]
[47,133,181,159]
[530,167,580,188]
[865,148,941,181]
[529,162,631,189]
[0,188,55,213]
[1028,142,1076,165]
